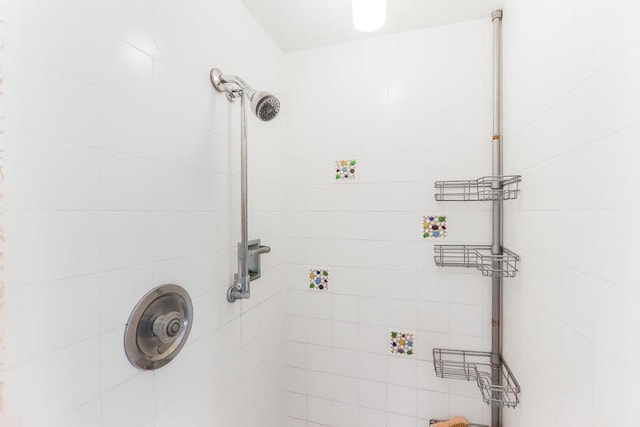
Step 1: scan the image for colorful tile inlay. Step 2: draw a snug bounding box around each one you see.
[309,268,329,290]
[423,215,447,239]
[390,330,414,355]
[335,159,356,180]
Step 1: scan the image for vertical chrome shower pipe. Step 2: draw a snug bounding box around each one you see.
[491,9,503,427]
[236,92,251,300]
[210,68,277,303]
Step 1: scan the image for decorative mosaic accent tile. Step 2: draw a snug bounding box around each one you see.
[423,215,447,239]
[390,330,414,355]
[335,159,356,180]
[309,268,329,290]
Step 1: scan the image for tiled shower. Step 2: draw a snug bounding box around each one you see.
[1,0,639,426]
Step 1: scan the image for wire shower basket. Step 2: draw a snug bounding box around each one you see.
[433,245,520,278]
[434,175,521,202]
[432,348,521,409]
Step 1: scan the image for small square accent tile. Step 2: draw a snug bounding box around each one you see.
[309,268,329,290]
[423,215,447,239]
[389,330,414,355]
[335,159,356,180]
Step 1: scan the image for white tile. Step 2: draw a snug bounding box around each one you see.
[306,318,332,346]
[8,62,102,146]
[151,163,214,212]
[286,290,307,317]
[7,136,100,210]
[332,400,359,427]
[387,384,417,417]
[85,0,153,24]
[417,361,448,393]
[416,389,448,421]
[101,373,154,427]
[387,357,417,388]
[285,417,307,427]
[332,321,358,350]
[358,324,389,354]
[54,398,102,427]
[153,253,216,299]
[283,367,307,394]
[306,292,332,320]
[151,212,213,261]
[359,296,388,326]
[286,315,307,342]
[100,265,154,332]
[241,306,260,346]
[100,152,155,211]
[332,294,359,323]
[447,395,483,424]
[329,348,358,377]
[387,413,416,427]
[387,299,418,331]
[101,326,141,392]
[285,342,307,369]
[359,379,387,411]
[21,338,101,423]
[19,275,101,360]
[448,304,485,337]
[307,344,332,373]
[331,375,359,405]
[307,371,333,400]
[307,396,332,425]
[100,212,154,271]
[359,352,388,383]
[359,407,388,427]
[284,392,306,420]
[13,212,101,284]
[417,302,450,334]
[101,35,154,103]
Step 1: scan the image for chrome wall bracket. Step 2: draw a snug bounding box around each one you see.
[227,238,271,303]
[245,238,271,282]
[124,284,193,370]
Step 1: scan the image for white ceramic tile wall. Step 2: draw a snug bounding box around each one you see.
[501,0,640,425]
[283,20,498,426]
[1,0,286,426]
[3,0,637,425]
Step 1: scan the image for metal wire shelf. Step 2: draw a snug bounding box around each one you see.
[432,349,521,409]
[433,245,519,278]
[429,420,488,427]
[434,175,521,202]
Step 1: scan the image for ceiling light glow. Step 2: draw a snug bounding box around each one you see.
[352,0,387,32]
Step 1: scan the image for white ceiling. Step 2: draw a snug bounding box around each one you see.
[242,0,504,52]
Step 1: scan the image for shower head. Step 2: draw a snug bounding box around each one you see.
[247,89,280,122]
[210,68,280,121]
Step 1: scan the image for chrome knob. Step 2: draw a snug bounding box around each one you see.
[152,311,184,344]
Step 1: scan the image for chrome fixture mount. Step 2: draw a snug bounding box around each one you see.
[124,284,193,370]
[210,68,280,121]
[209,67,277,303]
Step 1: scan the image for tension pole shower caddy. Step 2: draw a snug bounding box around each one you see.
[429,11,521,427]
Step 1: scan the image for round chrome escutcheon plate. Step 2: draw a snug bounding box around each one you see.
[124,284,193,370]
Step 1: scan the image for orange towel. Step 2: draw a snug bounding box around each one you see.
[432,417,468,427]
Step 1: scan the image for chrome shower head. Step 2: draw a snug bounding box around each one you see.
[210,68,280,121]
[247,90,280,122]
